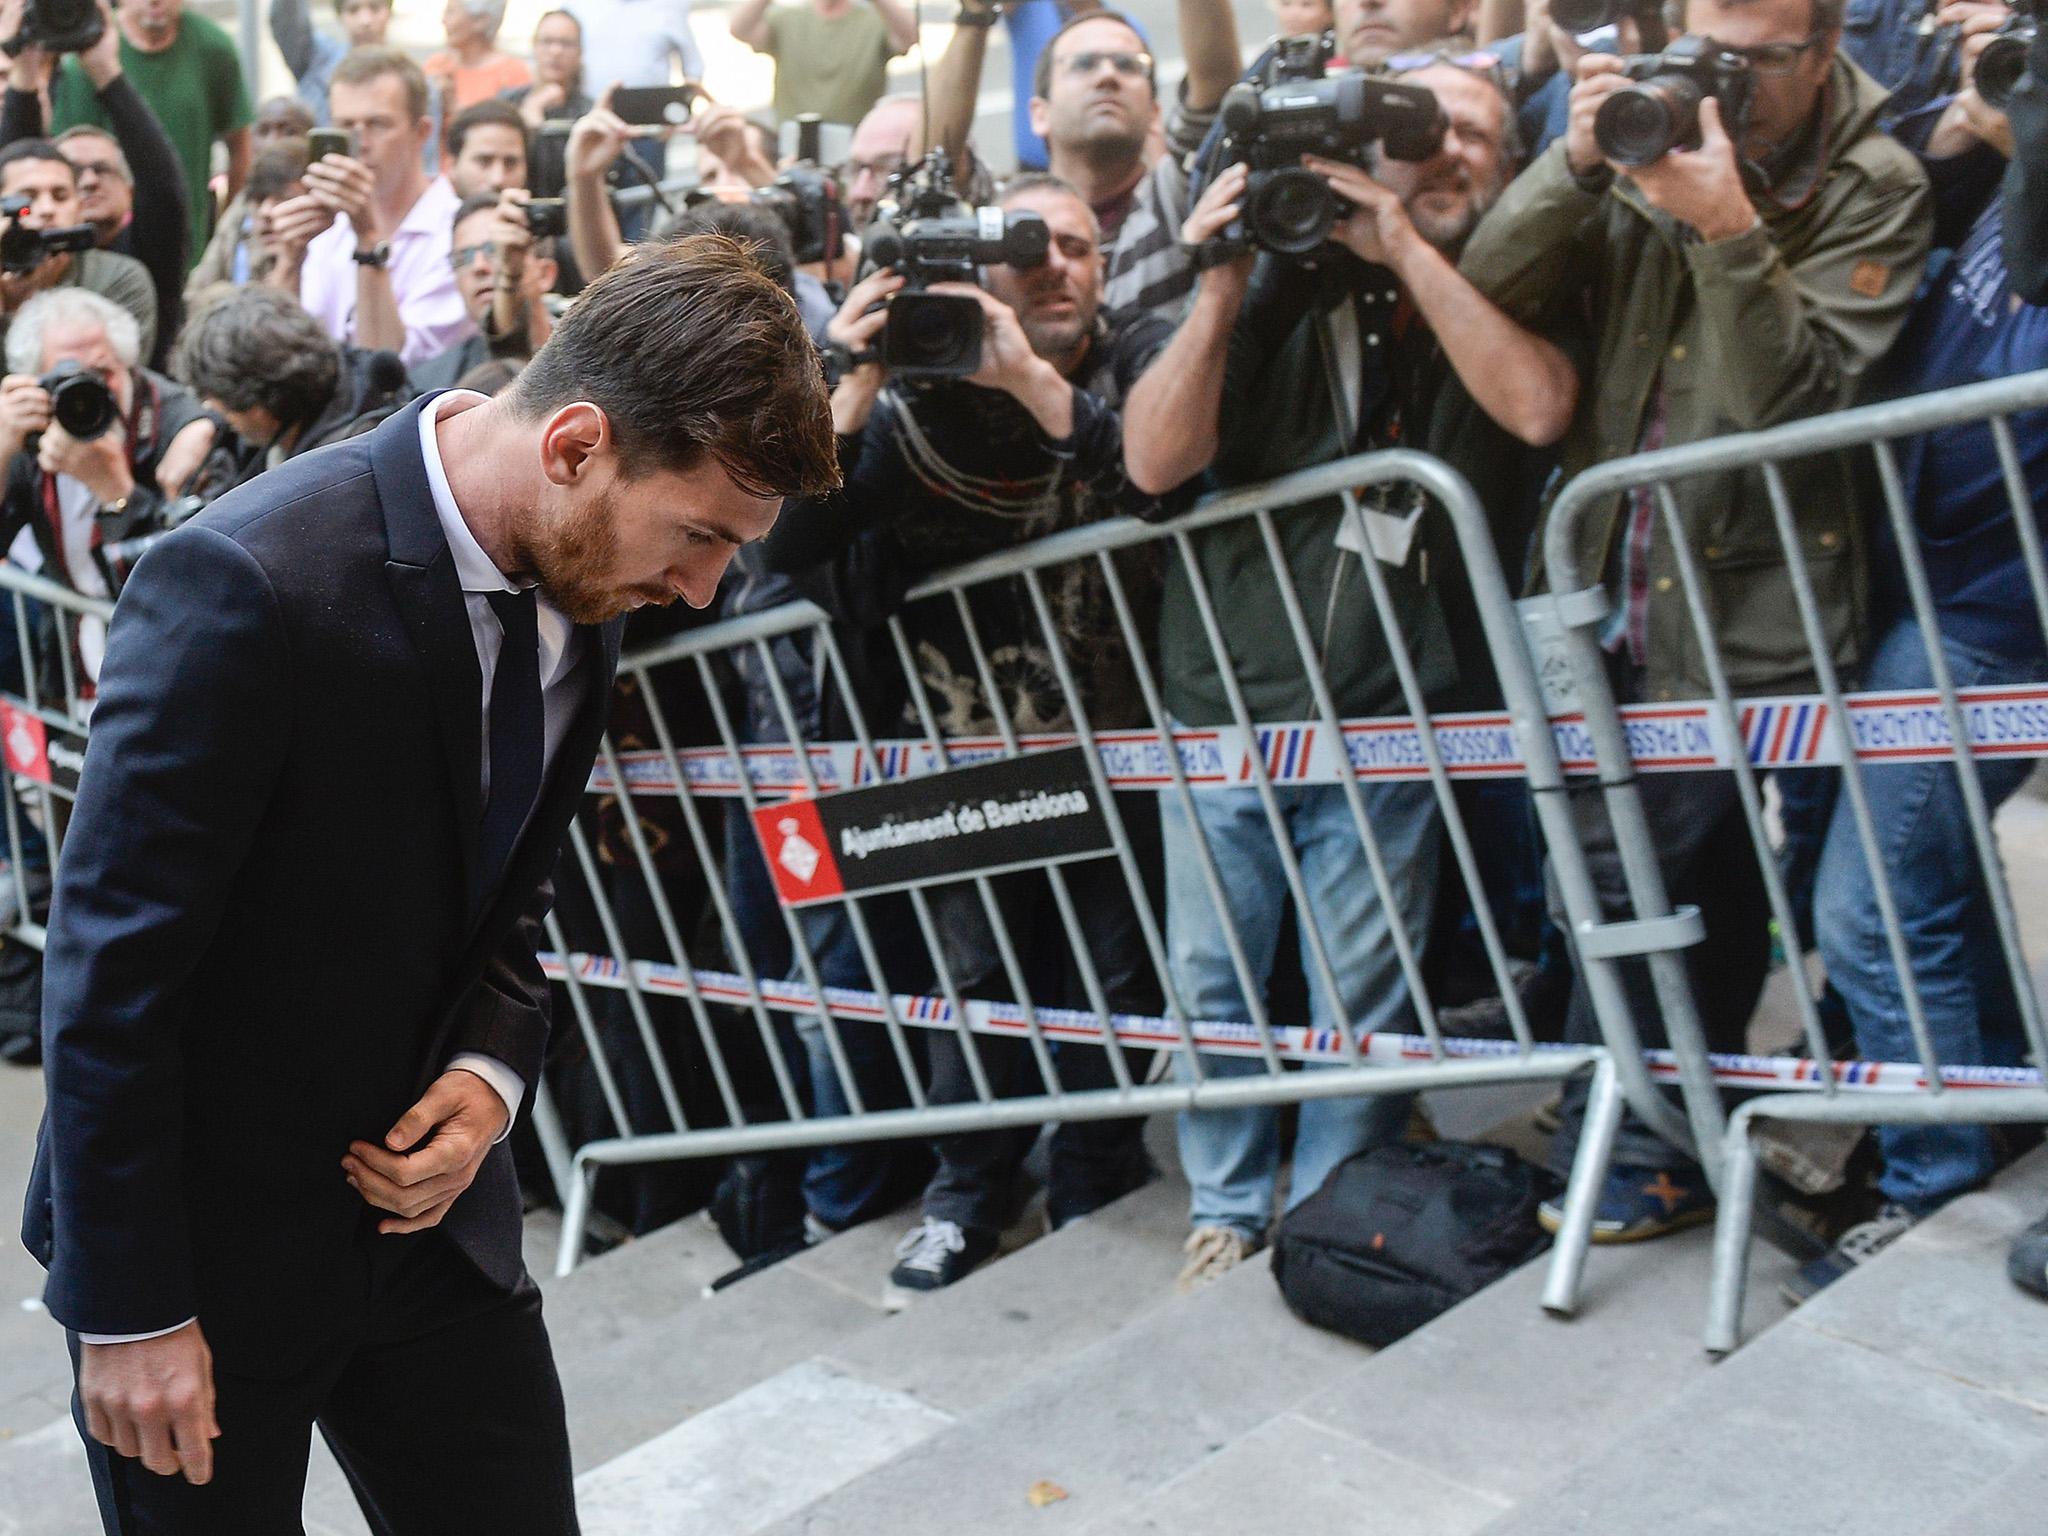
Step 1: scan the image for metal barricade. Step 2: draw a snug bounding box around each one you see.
[1535,369,2048,1354]
[545,447,1636,1311]
[0,565,115,952]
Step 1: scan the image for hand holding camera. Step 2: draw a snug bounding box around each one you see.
[303,150,380,243]
[1180,162,1254,289]
[1307,152,1420,269]
[1568,49,1756,243]
[926,281,1072,436]
[566,87,644,184]
[824,267,903,433]
[0,362,126,500]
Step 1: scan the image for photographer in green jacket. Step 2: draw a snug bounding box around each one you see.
[1460,0,1933,1241]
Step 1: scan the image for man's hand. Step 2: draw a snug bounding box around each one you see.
[1180,161,1255,299]
[929,282,1074,437]
[1308,153,1420,270]
[262,194,335,286]
[1,0,49,93]
[0,373,49,460]
[342,1068,510,1235]
[491,187,533,282]
[825,267,901,433]
[304,152,380,243]
[77,0,121,90]
[519,79,568,128]
[566,87,636,182]
[1938,8,2019,158]
[1619,98,1757,243]
[79,1321,219,1486]
[1564,52,1634,176]
[39,418,132,504]
[692,101,776,187]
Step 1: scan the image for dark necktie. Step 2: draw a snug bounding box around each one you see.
[476,587,544,914]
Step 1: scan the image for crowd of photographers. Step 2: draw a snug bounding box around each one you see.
[0,0,2043,1311]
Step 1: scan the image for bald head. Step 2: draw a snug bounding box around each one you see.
[846,96,923,230]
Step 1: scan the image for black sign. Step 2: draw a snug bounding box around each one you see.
[753,745,1115,907]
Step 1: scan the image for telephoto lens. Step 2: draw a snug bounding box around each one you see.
[1550,0,1626,34]
[1976,22,2035,113]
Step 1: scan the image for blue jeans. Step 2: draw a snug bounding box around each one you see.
[1166,782,1440,1239]
[1814,618,2040,1212]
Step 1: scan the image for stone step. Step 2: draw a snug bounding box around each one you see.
[1472,1146,2048,1536]
[751,1246,1372,1534]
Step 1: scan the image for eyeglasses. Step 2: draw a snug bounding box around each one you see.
[1058,49,1154,79]
[66,159,125,182]
[449,241,497,269]
[1705,34,1823,74]
[845,153,907,184]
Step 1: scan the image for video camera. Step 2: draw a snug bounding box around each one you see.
[0,194,97,277]
[751,165,847,267]
[857,149,1049,378]
[1593,35,1755,167]
[1976,0,2036,112]
[2,0,104,56]
[100,494,207,594]
[1213,32,1445,258]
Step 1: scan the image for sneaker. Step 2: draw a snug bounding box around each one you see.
[1175,1225,1259,1294]
[885,1217,996,1307]
[1538,1164,1715,1244]
[1781,1202,1918,1306]
[2008,1208,2048,1301]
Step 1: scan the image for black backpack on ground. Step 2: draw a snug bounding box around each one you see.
[1272,1140,1559,1348]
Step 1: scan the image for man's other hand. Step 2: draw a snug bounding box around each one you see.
[79,1320,219,1486]
[1619,97,1758,244]
[342,1068,509,1235]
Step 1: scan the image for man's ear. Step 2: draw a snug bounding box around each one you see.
[1027,94,1051,139]
[537,400,610,487]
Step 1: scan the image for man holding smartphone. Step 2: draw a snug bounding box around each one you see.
[269,47,471,369]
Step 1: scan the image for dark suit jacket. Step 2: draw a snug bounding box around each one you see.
[20,397,623,1376]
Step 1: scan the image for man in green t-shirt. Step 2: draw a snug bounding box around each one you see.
[52,0,252,267]
[729,0,916,128]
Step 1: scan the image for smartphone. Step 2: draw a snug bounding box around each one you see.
[611,84,699,126]
[307,128,355,163]
[524,198,567,238]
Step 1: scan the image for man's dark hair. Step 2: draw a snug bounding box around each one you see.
[1684,0,1843,32]
[174,288,342,431]
[670,201,797,294]
[332,46,429,122]
[509,233,839,499]
[0,139,77,187]
[1032,9,1153,100]
[248,141,310,204]
[452,190,558,263]
[534,7,580,39]
[447,98,528,161]
[332,0,393,13]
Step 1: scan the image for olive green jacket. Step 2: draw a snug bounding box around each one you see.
[1460,58,1932,700]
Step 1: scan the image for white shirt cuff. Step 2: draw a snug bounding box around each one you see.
[448,1052,525,1143]
[77,1318,195,1345]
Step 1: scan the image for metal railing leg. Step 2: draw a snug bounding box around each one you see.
[1705,1113,1762,1357]
[1542,1052,1622,1318]
[530,1079,575,1216]
[554,1156,600,1279]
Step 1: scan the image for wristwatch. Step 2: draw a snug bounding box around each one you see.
[97,493,131,518]
[352,241,392,269]
[955,3,999,24]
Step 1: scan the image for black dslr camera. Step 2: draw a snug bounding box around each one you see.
[1975,0,2036,112]
[38,361,117,442]
[1213,32,1445,257]
[0,194,97,276]
[858,149,1049,378]
[1593,35,1756,167]
[3,0,105,55]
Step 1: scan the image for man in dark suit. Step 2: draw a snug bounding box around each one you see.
[21,232,840,1533]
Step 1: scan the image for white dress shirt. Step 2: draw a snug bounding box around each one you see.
[75,393,583,1345]
[299,174,475,369]
[565,0,704,90]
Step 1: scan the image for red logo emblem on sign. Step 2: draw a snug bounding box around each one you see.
[0,701,49,784]
[752,798,845,905]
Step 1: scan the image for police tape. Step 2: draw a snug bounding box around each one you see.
[584,683,2048,800]
[537,950,2045,1095]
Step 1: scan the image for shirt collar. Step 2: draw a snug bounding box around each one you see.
[417,390,523,594]
[397,174,460,242]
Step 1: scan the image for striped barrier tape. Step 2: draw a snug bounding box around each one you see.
[537,951,2047,1096]
[584,683,2048,800]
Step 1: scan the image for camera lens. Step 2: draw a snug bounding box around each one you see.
[884,291,983,376]
[1247,167,1337,257]
[1594,79,1698,167]
[1977,30,2031,112]
[43,366,117,441]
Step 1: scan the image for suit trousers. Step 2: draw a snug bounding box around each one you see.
[71,1231,578,1536]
